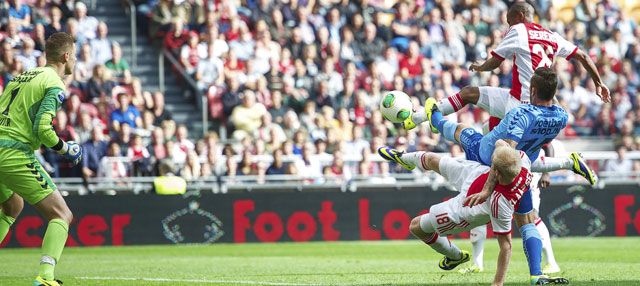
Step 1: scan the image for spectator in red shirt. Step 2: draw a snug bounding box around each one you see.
[164,18,189,55]
[224,49,245,76]
[399,41,423,92]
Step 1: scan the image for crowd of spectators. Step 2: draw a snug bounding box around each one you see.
[139,0,640,178]
[1,0,640,182]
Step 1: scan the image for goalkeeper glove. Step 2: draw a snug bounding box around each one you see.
[57,141,83,165]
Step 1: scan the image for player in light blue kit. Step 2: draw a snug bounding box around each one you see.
[380,67,572,285]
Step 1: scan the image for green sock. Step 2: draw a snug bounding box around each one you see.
[0,211,16,242]
[39,219,68,281]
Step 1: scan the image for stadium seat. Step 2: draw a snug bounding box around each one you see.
[553,0,580,24]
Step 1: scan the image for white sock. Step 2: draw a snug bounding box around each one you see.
[470,225,486,269]
[411,107,428,125]
[531,156,573,172]
[437,93,465,115]
[401,151,429,171]
[426,233,462,260]
[536,218,558,266]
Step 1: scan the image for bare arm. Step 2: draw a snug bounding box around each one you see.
[538,144,554,188]
[469,55,504,72]
[463,139,517,207]
[573,49,611,103]
[492,233,512,286]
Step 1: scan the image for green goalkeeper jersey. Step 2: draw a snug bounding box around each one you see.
[0,66,65,152]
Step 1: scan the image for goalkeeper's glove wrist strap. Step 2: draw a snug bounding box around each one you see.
[53,139,68,154]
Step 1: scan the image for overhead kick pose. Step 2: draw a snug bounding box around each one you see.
[404,1,607,185]
[380,141,535,286]
[381,68,570,285]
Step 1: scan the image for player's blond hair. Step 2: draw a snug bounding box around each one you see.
[45,32,76,63]
[492,146,522,182]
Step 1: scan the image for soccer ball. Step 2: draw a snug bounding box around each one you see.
[380,90,412,123]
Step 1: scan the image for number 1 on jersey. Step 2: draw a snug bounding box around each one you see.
[2,88,20,116]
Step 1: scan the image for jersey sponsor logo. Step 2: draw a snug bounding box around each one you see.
[0,117,10,127]
[57,91,65,104]
[9,70,44,83]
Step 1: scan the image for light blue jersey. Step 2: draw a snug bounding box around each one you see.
[479,104,568,164]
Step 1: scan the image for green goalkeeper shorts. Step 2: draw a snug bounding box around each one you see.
[0,146,56,205]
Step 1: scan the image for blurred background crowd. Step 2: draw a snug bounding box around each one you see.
[0,0,639,182]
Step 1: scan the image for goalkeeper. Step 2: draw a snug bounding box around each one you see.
[0,32,82,286]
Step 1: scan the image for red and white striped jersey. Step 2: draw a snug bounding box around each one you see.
[491,23,578,103]
[429,151,532,236]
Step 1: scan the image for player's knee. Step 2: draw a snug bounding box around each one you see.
[62,208,73,225]
[427,154,440,170]
[2,195,24,218]
[514,212,535,228]
[409,216,424,237]
[52,205,73,225]
[460,86,479,103]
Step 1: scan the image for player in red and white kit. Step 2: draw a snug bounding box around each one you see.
[380,140,545,286]
[404,1,607,185]
[412,2,610,120]
[462,169,561,275]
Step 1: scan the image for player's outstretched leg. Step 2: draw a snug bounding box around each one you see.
[33,191,73,286]
[536,218,561,274]
[409,214,470,271]
[531,152,598,185]
[378,148,449,174]
[459,225,486,274]
[404,88,477,130]
[377,147,416,171]
[0,193,23,242]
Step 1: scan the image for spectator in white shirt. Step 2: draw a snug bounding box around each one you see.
[180,31,207,75]
[91,21,112,65]
[316,57,343,98]
[74,2,99,40]
[375,46,399,86]
[172,124,195,164]
[479,0,507,25]
[228,26,254,61]
[294,142,322,181]
[74,43,95,84]
[98,141,128,178]
[16,37,40,71]
[603,29,627,61]
[195,43,225,92]
[560,76,590,113]
[205,24,228,59]
[435,29,466,69]
[603,145,634,177]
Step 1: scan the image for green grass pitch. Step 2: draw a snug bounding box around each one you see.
[2,237,639,285]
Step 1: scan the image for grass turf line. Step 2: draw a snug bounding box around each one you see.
[1,237,639,285]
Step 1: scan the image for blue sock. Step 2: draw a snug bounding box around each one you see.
[442,121,459,143]
[520,223,543,276]
[430,109,446,131]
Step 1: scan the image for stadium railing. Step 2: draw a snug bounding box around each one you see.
[51,151,640,195]
[158,49,209,138]
[124,0,137,68]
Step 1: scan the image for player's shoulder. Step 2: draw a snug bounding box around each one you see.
[511,103,538,115]
[506,23,526,35]
[40,67,65,87]
[518,150,532,169]
[551,104,569,117]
